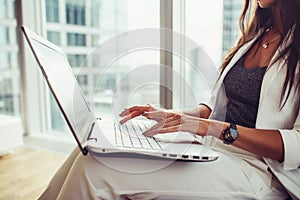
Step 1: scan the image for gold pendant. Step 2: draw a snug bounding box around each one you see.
[263,42,269,49]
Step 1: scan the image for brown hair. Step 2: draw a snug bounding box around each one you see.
[221,0,300,108]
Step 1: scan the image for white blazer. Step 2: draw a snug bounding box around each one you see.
[206,29,300,199]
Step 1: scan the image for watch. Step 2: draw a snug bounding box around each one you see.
[223,123,238,145]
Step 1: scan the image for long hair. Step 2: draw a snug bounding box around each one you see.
[221,0,300,108]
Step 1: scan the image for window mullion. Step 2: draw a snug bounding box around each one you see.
[160,0,173,109]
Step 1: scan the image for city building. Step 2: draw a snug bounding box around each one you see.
[222,0,243,56]
[0,0,20,116]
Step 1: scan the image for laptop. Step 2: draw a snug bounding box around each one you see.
[21,25,218,161]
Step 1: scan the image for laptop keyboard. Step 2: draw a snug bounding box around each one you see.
[114,120,163,150]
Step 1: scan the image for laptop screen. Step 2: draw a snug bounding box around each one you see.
[25,29,94,147]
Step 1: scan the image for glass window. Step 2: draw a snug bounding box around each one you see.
[0,0,19,117]
[0,26,9,44]
[76,74,88,95]
[0,78,20,115]
[172,0,243,109]
[222,0,243,55]
[49,91,68,132]
[67,33,86,46]
[0,79,12,114]
[46,0,59,22]
[44,0,159,132]
[66,0,86,25]
[0,0,7,18]
[16,0,245,136]
[47,31,61,45]
[0,52,10,70]
[90,0,100,27]
[91,35,100,47]
[67,54,86,67]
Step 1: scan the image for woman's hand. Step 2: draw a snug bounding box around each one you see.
[119,104,226,138]
[142,112,211,137]
[119,104,169,124]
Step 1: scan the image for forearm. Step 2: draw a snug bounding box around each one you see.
[205,120,284,162]
[233,126,284,162]
[182,104,211,119]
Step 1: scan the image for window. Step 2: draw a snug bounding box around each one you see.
[17,0,242,137]
[0,0,8,19]
[0,26,9,45]
[67,33,86,46]
[46,0,59,22]
[0,0,20,116]
[91,35,100,47]
[47,31,61,45]
[66,0,86,25]
[76,75,88,95]
[45,0,159,132]
[90,0,100,27]
[171,0,242,109]
[0,52,10,70]
[67,54,86,67]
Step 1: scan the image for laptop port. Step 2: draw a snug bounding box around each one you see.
[193,156,200,159]
[182,155,189,159]
[169,154,177,158]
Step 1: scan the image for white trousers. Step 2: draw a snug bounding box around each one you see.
[38,144,289,200]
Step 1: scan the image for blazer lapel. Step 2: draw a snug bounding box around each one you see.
[258,31,294,107]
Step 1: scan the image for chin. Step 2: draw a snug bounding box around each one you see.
[258,4,270,8]
[257,0,275,8]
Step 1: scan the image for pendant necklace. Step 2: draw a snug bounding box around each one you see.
[262,27,280,49]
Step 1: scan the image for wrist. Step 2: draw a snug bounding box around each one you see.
[204,120,229,138]
[222,123,239,145]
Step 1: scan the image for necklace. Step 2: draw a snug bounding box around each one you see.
[262,36,280,49]
[262,27,280,49]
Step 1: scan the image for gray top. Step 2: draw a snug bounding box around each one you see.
[223,55,267,128]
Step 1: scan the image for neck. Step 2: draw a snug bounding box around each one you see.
[271,5,283,34]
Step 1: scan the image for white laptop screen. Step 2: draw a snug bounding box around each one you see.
[27,33,94,146]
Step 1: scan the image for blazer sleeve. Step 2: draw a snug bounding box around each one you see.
[279,106,300,170]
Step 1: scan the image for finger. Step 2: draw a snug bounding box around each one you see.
[142,116,180,136]
[145,125,182,137]
[119,105,151,117]
[119,111,142,124]
[158,125,181,133]
[143,114,180,132]
[142,112,165,121]
[142,111,176,120]
[142,121,165,136]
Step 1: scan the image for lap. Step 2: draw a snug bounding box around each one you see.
[39,146,288,200]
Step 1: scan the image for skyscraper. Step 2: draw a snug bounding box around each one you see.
[222,0,243,56]
[45,0,128,130]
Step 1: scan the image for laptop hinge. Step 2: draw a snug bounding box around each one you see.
[87,121,96,140]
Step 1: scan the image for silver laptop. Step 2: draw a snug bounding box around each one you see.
[21,25,218,161]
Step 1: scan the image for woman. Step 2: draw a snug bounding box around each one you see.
[39,0,300,199]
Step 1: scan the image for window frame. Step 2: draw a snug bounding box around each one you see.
[17,0,233,137]
[17,0,174,137]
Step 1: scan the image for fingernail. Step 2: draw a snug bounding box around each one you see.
[142,131,149,136]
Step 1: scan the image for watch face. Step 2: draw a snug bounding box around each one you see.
[229,128,238,139]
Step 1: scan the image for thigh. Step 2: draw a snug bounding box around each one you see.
[55,151,270,200]
[38,148,81,200]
